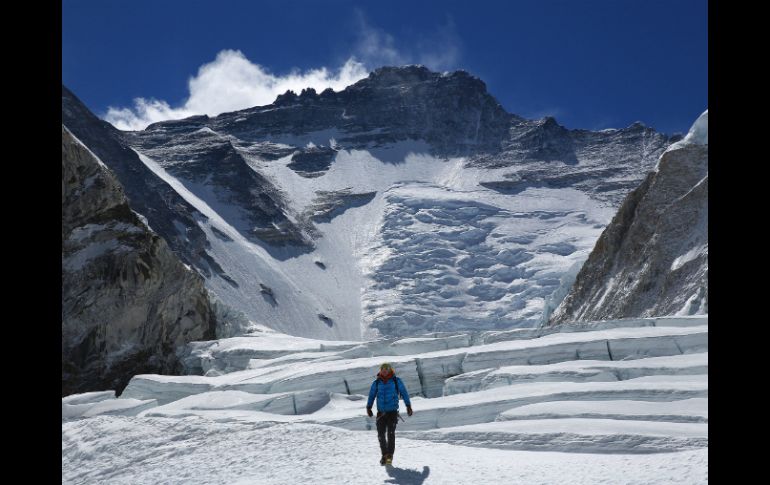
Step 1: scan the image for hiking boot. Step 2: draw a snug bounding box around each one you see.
[380,455,387,465]
[385,454,393,465]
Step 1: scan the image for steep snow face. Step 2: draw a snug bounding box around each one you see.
[126,125,311,251]
[550,111,708,324]
[684,110,708,145]
[66,66,676,339]
[664,110,708,155]
[132,149,357,340]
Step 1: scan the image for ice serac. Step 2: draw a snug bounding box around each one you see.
[64,316,708,481]
[62,126,216,396]
[549,111,708,324]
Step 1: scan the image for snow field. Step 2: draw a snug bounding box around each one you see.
[63,417,708,485]
[64,315,708,481]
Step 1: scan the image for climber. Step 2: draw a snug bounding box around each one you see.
[366,362,413,465]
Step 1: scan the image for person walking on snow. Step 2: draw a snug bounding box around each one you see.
[366,362,413,465]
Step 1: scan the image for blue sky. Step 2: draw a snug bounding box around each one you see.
[63,0,707,134]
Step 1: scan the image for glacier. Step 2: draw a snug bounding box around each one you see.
[63,315,708,483]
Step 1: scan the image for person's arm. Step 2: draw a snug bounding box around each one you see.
[398,378,412,413]
[366,380,377,415]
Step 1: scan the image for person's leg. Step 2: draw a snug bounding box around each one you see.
[386,411,398,456]
[376,412,388,457]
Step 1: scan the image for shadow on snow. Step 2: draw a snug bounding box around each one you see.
[384,465,430,485]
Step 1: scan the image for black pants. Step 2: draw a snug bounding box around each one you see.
[376,411,398,456]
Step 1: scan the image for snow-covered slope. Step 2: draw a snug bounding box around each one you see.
[550,111,708,324]
[63,316,707,483]
[64,66,676,339]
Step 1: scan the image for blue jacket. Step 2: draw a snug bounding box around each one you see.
[367,375,411,412]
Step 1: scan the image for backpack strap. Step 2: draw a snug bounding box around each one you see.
[393,376,401,400]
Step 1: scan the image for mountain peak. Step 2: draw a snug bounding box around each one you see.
[539,116,561,128]
[350,65,488,94]
[372,64,432,74]
[365,65,433,84]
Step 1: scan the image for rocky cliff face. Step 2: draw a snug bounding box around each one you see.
[62,86,250,276]
[549,111,708,324]
[203,65,514,154]
[62,125,216,396]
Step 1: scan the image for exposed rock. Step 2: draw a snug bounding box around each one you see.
[318,314,334,327]
[62,125,216,396]
[470,118,675,206]
[202,65,513,154]
[549,112,708,324]
[304,189,378,224]
[61,86,234,280]
[288,145,338,177]
[259,284,277,306]
[123,124,313,253]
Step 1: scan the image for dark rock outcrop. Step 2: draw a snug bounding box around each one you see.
[62,125,216,396]
[124,124,313,252]
[61,86,235,279]
[288,145,338,177]
[304,189,378,224]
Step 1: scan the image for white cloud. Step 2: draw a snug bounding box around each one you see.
[352,11,461,72]
[352,13,407,68]
[106,51,368,130]
[413,18,462,71]
[105,17,463,131]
